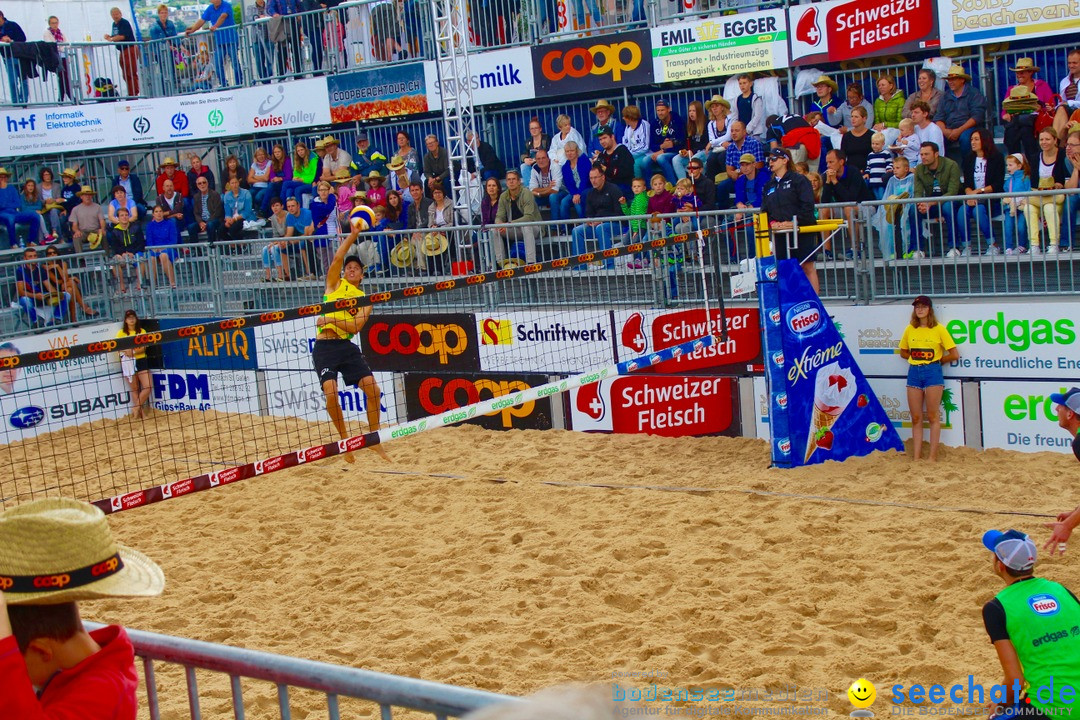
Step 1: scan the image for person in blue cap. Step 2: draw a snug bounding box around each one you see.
[1044,388,1080,556]
[981,528,1080,718]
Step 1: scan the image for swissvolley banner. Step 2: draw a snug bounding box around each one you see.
[758,257,903,468]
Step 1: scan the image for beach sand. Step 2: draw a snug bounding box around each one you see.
[7,415,1080,718]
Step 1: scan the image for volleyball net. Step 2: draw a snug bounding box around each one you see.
[0,228,758,511]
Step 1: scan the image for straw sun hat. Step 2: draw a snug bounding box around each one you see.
[390,239,414,268]
[0,498,164,605]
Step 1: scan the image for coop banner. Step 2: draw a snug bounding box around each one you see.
[939,0,1080,48]
[327,62,428,123]
[532,30,653,98]
[753,376,964,446]
[825,303,1080,381]
[403,372,554,431]
[979,381,1077,455]
[569,375,736,437]
[612,308,761,375]
[788,0,939,65]
[762,258,904,467]
[651,10,789,83]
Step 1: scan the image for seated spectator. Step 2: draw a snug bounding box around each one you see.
[352,133,388,178]
[187,176,224,244]
[673,100,709,180]
[684,159,716,211]
[1001,58,1054,160]
[910,102,945,166]
[873,74,905,131]
[642,99,683,185]
[913,141,962,256]
[1053,49,1080,145]
[957,128,1005,255]
[393,130,422,177]
[309,180,339,271]
[42,244,95,318]
[811,75,843,123]
[427,182,454,229]
[263,196,290,281]
[520,117,551,185]
[107,207,145,294]
[19,179,47,244]
[407,181,432,231]
[733,74,766,138]
[187,153,215,192]
[283,196,315,279]
[623,176,648,252]
[1027,128,1068,254]
[385,156,419,195]
[836,83,875,131]
[1063,125,1080,246]
[840,106,873,173]
[479,176,501,229]
[903,68,944,121]
[335,168,362,210]
[265,143,291,215]
[672,178,701,240]
[248,147,272,214]
[892,118,921,168]
[365,170,387,207]
[144,204,178,288]
[548,115,586,170]
[107,186,138,224]
[155,178,187,230]
[422,135,451,196]
[703,96,730,183]
[882,157,916,259]
[621,105,651,181]
[68,186,106,254]
[466,131,506,181]
[493,170,540,266]
[59,167,82,215]
[222,176,255,241]
[627,173,675,269]
[14,246,69,326]
[156,157,189,197]
[559,141,592,221]
[571,167,625,271]
[38,169,67,241]
[865,133,893,200]
[319,135,352,184]
[595,128,635,196]
[220,155,248,190]
[717,121,764,210]
[191,48,216,90]
[112,160,146,218]
[283,141,315,205]
[587,99,624,161]
[733,153,771,257]
[936,64,987,165]
[1002,152,1032,254]
[0,168,43,248]
[821,148,873,256]
[529,149,563,222]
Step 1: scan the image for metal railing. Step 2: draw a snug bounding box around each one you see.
[83,621,517,720]
[0,251,112,336]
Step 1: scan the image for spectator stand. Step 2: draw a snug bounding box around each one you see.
[0,249,111,335]
[986,40,1078,128]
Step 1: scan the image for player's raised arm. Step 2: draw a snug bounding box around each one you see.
[326,226,362,292]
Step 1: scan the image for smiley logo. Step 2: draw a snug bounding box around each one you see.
[847,678,876,716]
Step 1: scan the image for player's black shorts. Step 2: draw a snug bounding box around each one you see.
[134,356,151,372]
[312,338,373,387]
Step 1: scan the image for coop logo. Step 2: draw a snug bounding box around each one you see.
[1029,595,1060,616]
[0,576,12,590]
[786,301,823,336]
[33,574,71,589]
[91,557,120,576]
[368,321,468,364]
[416,376,534,429]
[37,348,70,361]
[534,30,652,94]
[9,405,44,429]
[220,318,246,329]
[795,5,821,46]
[134,332,163,345]
[177,326,205,338]
[87,340,117,352]
[132,115,151,135]
[0,355,18,368]
[170,112,192,138]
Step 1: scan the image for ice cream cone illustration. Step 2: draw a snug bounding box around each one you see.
[804,362,856,462]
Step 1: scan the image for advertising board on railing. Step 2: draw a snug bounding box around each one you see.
[788,0,939,65]
[612,307,761,375]
[532,29,653,99]
[327,62,429,123]
[424,48,536,110]
[476,310,614,374]
[570,375,736,436]
[264,369,399,425]
[403,371,554,431]
[938,0,1080,48]
[234,78,332,133]
[979,381,1076,454]
[0,105,116,157]
[651,10,789,84]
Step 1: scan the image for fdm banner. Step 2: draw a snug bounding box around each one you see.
[758,257,903,467]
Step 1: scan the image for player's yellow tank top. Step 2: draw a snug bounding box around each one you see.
[321,279,365,340]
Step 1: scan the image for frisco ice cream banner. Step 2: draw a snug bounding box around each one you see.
[758,258,903,467]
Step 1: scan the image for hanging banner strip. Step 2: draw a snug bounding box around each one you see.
[3,229,712,373]
[91,332,721,516]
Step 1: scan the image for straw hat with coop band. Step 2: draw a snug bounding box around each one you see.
[420,232,449,257]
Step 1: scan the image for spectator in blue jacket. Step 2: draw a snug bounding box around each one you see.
[733,153,772,257]
[15,246,69,326]
[112,160,147,218]
[642,99,683,185]
[222,176,256,240]
[558,142,592,221]
[144,204,179,288]
[147,4,180,95]
[0,168,43,248]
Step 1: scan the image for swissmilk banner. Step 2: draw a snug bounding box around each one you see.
[759,257,903,468]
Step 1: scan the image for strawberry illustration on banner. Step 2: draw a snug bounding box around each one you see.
[758,257,903,467]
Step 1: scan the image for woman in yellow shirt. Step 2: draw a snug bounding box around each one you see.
[899,295,959,462]
[117,309,151,419]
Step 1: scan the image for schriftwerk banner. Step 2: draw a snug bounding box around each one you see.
[758,257,904,467]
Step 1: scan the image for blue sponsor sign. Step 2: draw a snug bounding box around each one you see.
[758,258,902,467]
[157,319,258,371]
[9,405,44,429]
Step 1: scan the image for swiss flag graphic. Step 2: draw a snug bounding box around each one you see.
[796,6,821,47]
[576,380,606,421]
[621,312,648,354]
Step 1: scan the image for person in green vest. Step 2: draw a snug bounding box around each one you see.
[982,529,1080,718]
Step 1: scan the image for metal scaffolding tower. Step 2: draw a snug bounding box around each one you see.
[430,0,481,220]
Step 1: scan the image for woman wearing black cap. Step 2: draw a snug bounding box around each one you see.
[898,295,958,462]
[760,147,820,292]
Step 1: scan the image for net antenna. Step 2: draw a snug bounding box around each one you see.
[431,0,481,228]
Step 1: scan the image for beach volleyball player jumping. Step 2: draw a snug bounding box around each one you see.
[312,206,390,463]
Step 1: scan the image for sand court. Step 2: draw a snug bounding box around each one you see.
[4,415,1079,718]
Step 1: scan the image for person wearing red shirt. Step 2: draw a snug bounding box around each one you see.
[155,157,190,198]
[0,498,164,720]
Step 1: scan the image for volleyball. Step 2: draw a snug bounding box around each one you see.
[349,204,377,232]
